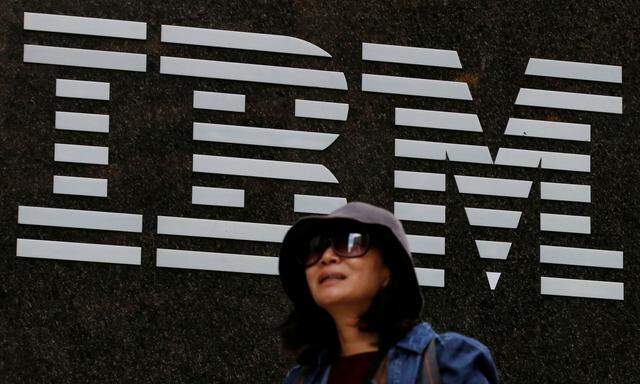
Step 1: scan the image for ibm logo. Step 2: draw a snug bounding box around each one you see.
[16,12,624,301]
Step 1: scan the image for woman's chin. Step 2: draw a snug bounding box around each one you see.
[315,289,351,307]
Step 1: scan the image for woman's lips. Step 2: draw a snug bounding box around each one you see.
[319,274,347,285]
[321,278,344,286]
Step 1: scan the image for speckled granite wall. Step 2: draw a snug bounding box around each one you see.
[1,0,638,382]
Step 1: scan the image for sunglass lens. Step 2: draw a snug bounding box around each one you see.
[333,230,369,257]
[303,234,330,266]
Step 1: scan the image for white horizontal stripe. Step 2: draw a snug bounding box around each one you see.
[540,245,623,269]
[55,111,109,133]
[18,206,142,232]
[191,186,244,207]
[394,202,445,223]
[454,175,532,198]
[24,12,146,39]
[394,170,445,191]
[505,118,590,142]
[17,239,140,265]
[295,99,349,121]
[362,43,461,68]
[161,56,347,90]
[56,79,110,100]
[395,139,493,164]
[465,207,521,229]
[294,195,347,214]
[24,44,146,72]
[157,249,279,275]
[541,277,623,300]
[515,88,622,114]
[525,58,622,83]
[540,213,590,234]
[395,108,482,132]
[54,144,108,165]
[161,25,330,57]
[415,268,445,288]
[475,240,511,260]
[193,91,245,112]
[53,176,108,197]
[157,216,290,242]
[495,148,590,172]
[193,154,338,183]
[193,122,338,150]
[541,182,591,203]
[406,235,445,255]
[362,74,472,100]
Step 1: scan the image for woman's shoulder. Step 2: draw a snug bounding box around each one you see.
[436,331,492,355]
[402,322,494,362]
[434,331,499,383]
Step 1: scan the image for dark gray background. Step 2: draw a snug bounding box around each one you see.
[1,0,638,382]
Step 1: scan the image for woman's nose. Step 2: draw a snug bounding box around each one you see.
[319,246,340,264]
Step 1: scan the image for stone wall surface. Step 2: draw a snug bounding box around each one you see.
[1,0,639,382]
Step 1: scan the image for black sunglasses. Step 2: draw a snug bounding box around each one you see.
[296,224,375,267]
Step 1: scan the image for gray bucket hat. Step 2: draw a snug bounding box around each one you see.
[278,201,423,317]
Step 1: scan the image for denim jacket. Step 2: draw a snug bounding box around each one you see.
[282,322,499,384]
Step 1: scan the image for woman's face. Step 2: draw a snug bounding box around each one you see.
[304,240,391,313]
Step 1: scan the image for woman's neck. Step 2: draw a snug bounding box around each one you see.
[332,313,379,357]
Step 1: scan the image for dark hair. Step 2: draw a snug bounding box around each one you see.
[276,225,422,380]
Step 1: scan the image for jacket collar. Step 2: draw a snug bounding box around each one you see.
[314,322,435,366]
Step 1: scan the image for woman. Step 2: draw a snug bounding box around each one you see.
[277,202,499,383]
